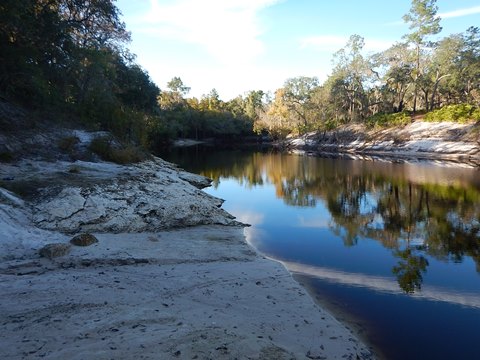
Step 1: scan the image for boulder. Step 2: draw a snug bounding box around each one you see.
[70,233,98,246]
[39,243,71,259]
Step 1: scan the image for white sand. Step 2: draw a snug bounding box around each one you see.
[0,227,373,359]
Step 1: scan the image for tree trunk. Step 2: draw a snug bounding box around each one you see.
[430,73,451,111]
[413,45,420,113]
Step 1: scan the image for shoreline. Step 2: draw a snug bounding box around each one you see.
[0,152,375,359]
[281,120,480,168]
[0,226,374,359]
[291,272,386,360]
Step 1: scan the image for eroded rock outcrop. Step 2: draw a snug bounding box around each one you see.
[31,158,238,233]
[284,121,480,166]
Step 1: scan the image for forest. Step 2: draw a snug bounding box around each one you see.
[1,0,479,151]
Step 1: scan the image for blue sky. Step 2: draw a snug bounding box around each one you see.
[116,0,480,100]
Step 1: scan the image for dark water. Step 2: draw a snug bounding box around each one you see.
[160,146,480,360]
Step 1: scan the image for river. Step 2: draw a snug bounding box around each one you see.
[160,145,480,360]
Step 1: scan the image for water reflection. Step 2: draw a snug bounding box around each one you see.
[283,260,480,309]
[164,147,480,293]
[392,248,429,293]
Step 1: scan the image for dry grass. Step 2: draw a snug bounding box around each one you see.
[58,136,80,153]
[89,136,149,164]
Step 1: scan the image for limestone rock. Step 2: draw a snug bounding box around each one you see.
[70,233,98,246]
[32,158,241,233]
[39,243,71,259]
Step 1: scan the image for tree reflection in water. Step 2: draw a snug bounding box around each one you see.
[163,147,480,293]
[392,248,429,293]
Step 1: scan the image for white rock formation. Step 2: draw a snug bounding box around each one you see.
[26,158,239,233]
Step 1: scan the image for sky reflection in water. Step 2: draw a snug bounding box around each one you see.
[162,147,480,360]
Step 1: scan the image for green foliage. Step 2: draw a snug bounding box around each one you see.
[146,118,175,150]
[167,77,190,95]
[115,61,160,112]
[282,76,320,129]
[392,248,429,294]
[402,0,442,45]
[424,104,480,123]
[365,112,411,128]
[0,0,161,151]
[89,137,149,164]
[324,119,340,130]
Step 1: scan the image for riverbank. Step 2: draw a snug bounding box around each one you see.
[0,128,374,359]
[282,121,480,167]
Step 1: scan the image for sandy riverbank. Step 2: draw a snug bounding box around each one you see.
[283,121,480,167]
[0,130,374,359]
[0,226,373,359]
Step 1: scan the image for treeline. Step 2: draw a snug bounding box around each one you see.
[157,78,264,141]
[0,0,160,145]
[156,0,480,140]
[1,0,479,148]
[255,0,480,136]
[0,0,263,149]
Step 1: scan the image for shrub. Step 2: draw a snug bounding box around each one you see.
[89,136,149,164]
[58,136,80,153]
[365,112,411,128]
[109,146,149,164]
[324,119,339,131]
[424,104,480,123]
[89,136,112,159]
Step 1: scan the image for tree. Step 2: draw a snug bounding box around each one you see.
[200,88,221,111]
[330,35,372,121]
[158,77,190,111]
[402,0,442,112]
[115,58,159,112]
[282,76,319,131]
[460,27,480,104]
[373,43,414,112]
[255,88,292,138]
[167,76,190,96]
[424,34,461,109]
[0,0,130,105]
[244,90,265,120]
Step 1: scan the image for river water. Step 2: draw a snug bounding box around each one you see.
[160,146,480,360]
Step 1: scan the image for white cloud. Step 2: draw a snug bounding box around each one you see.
[439,5,480,19]
[283,260,480,309]
[136,51,288,99]
[385,5,480,26]
[231,208,265,226]
[134,0,281,66]
[298,215,330,229]
[300,35,393,53]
